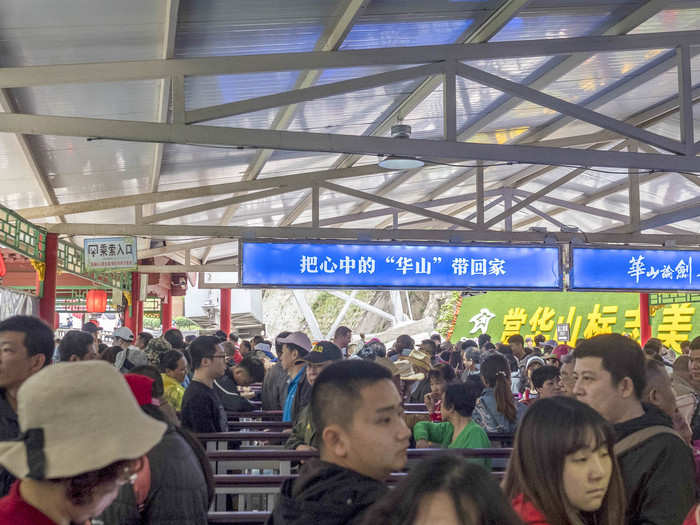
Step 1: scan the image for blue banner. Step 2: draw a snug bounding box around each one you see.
[571,247,700,291]
[240,241,561,290]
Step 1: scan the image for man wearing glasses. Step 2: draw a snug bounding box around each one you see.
[181,335,229,433]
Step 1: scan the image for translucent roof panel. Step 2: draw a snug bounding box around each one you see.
[631,7,700,34]
[259,151,342,178]
[0,0,163,67]
[489,9,613,42]
[175,0,335,58]
[287,78,426,134]
[186,72,301,110]
[159,144,256,190]
[340,19,473,50]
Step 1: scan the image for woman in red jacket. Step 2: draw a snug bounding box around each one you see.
[503,397,626,525]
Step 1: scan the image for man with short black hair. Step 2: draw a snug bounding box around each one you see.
[269,360,410,525]
[229,332,239,343]
[507,334,525,361]
[58,330,97,362]
[530,365,562,399]
[212,353,261,412]
[477,333,491,349]
[278,332,312,422]
[333,325,352,357]
[181,335,228,433]
[0,315,54,496]
[574,333,694,525]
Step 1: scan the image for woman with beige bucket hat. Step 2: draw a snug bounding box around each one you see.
[0,361,166,525]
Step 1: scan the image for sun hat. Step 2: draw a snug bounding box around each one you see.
[276,331,312,354]
[375,357,400,377]
[0,361,166,480]
[114,326,135,342]
[394,359,425,381]
[304,341,343,364]
[407,349,432,372]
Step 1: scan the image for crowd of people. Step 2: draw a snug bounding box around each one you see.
[0,315,698,524]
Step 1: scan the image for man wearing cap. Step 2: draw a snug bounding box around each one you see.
[278,331,312,423]
[0,361,166,525]
[285,341,343,451]
[0,316,55,498]
[113,326,149,373]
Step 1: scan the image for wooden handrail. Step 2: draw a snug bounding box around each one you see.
[206,448,511,460]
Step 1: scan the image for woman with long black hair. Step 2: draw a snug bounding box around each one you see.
[503,397,626,525]
[472,353,526,433]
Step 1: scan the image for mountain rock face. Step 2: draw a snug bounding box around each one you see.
[261,289,455,342]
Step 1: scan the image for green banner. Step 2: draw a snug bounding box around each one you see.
[451,291,697,352]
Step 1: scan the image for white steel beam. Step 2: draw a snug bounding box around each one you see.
[292,290,323,340]
[41,222,700,246]
[326,290,358,340]
[0,90,64,222]
[140,185,308,224]
[206,0,368,261]
[320,181,478,229]
[456,0,667,142]
[455,61,684,154]
[139,238,231,258]
[3,31,700,88]
[137,264,233,273]
[327,291,396,323]
[148,0,180,216]
[512,196,569,230]
[4,114,700,172]
[18,163,389,219]
[186,62,445,124]
[277,0,532,226]
[678,45,695,155]
[296,189,504,227]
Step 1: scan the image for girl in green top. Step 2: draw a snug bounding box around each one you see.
[413,382,491,468]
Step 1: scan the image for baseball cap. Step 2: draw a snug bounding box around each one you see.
[113,326,135,342]
[276,331,312,354]
[304,341,343,364]
[525,355,545,369]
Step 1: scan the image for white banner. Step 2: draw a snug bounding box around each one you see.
[84,237,137,272]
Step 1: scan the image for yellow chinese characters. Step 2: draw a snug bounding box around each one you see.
[501,307,528,342]
[583,304,618,339]
[657,303,695,352]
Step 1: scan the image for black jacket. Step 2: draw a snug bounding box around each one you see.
[99,426,210,525]
[214,368,256,412]
[0,390,18,497]
[614,404,695,525]
[291,374,312,423]
[267,460,387,525]
[262,362,289,411]
[408,377,431,403]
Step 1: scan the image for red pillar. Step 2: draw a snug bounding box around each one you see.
[161,288,172,333]
[220,288,231,335]
[137,299,144,335]
[39,233,58,328]
[125,272,140,333]
[640,293,651,345]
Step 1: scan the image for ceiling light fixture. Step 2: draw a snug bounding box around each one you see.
[378,124,425,170]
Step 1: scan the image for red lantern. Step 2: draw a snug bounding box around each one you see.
[86,290,107,313]
[0,255,5,278]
